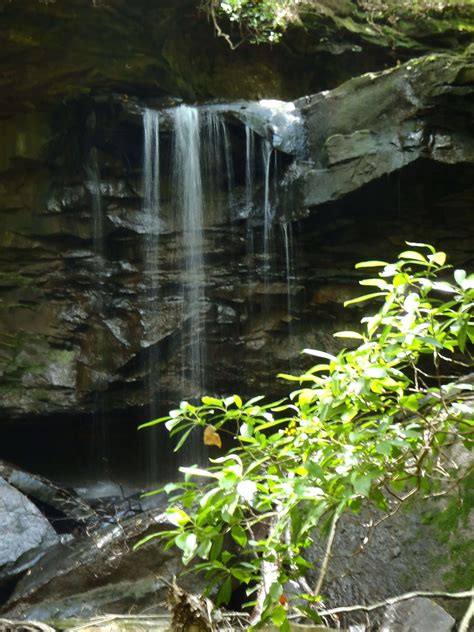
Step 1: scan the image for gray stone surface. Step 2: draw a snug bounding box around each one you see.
[291,50,474,209]
[380,597,455,632]
[2,511,192,621]
[0,477,58,583]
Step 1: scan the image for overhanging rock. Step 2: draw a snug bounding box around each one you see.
[287,48,474,210]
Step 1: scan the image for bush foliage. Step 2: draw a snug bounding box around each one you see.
[138,244,473,629]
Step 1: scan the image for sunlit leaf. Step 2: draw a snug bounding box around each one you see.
[333,330,364,340]
[344,292,386,306]
[355,260,389,268]
[428,251,446,266]
[302,349,337,361]
[399,250,428,262]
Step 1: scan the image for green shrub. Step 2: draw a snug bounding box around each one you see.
[138,243,473,629]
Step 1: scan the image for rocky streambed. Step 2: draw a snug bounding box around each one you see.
[0,458,472,631]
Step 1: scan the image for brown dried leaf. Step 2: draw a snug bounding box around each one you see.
[203,425,222,448]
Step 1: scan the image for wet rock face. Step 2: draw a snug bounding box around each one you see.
[1,52,474,423]
[289,50,474,209]
[2,509,184,621]
[2,0,473,116]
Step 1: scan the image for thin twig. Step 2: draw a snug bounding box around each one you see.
[459,587,474,632]
[313,510,340,596]
[204,0,243,50]
[317,589,474,617]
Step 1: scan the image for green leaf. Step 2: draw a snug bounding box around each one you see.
[454,269,466,287]
[344,292,386,306]
[233,394,243,408]
[355,260,389,268]
[365,367,387,378]
[173,426,194,452]
[133,532,163,550]
[179,466,218,479]
[298,388,316,407]
[376,442,392,457]
[269,581,283,600]
[278,372,305,382]
[216,576,232,606]
[333,330,365,340]
[202,396,223,406]
[271,604,289,629]
[428,251,446,266]
[352,474,372,497]
[210,535,223,561]
[302,349,337,361]
[240,422,253,438]
[175,532,197,564]
[399,250,428,262]
[166,508,191,527]
[359,278,389,289]
[137,415,169,430]
[405,241,436,253]
[231,524,248,547]
[399,394,420,411]
[197,539,212,558]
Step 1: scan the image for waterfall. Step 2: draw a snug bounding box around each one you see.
[262,139,274,259]
[143,110,160,235]
[140,102,301,474]
[221,118,235,213]
[85,148,108,474]
[172,105,206,395]
[143,109,161,415]
[142,109,161,480]
[245,125,256,213]
[87,148,104,266]
[201,111,236,223]
[281,220,294,321]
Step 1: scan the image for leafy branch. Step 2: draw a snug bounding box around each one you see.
[137,243,473,630]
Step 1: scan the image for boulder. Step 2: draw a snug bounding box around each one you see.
[289,49,474,210]
[380,597,455,632]
[0,478,58,585]
[2,510,188,621]
[0,462,98,530]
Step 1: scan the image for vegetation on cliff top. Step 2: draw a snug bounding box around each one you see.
[202,0,474,47]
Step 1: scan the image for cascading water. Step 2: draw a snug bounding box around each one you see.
[143,110,160,236]
[142,109,161,479]
[172,105,206,395]
[244,125,257,296]
[143,108,161,415]
[87,147,105,267]
[262,138,274,264]
[86,147,108,474]
[245,125,256,211]
[281,220,296,369]
[201,111,235,224]
[140,101,299,472]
